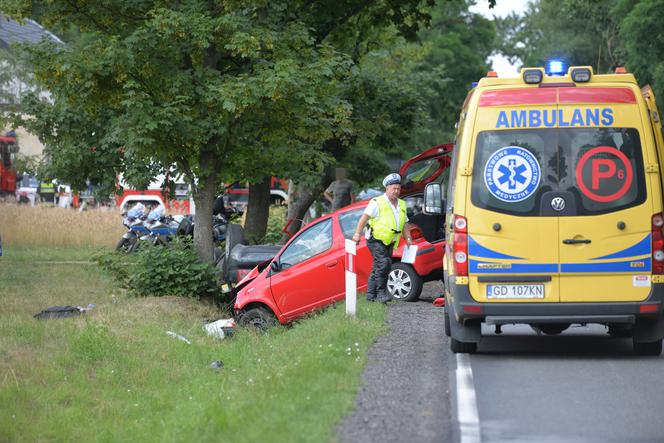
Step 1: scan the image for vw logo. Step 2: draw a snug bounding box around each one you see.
[551,197,566,212]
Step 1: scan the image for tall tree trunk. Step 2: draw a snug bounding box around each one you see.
[244,175,271,244]
[279,178,328,244]
[193,154,218,264]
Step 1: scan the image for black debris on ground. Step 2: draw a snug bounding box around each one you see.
[337,281,453,443]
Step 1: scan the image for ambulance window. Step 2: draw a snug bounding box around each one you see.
[470,129,557,216]
[470,128,646,216]
[562,128,646,215]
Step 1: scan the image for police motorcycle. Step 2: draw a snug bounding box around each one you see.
[116,203,147,252]
[143,209,228,248]
[136,205,178,247]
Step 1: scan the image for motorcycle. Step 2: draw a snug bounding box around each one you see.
[116,203,147,252]
[146,212,183,246]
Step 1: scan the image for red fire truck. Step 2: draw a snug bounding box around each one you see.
[0,135,19,196]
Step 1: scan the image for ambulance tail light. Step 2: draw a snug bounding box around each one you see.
[652,213,664,274]
[452,215,468,277]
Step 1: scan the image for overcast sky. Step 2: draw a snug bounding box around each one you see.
[469,0,532,76]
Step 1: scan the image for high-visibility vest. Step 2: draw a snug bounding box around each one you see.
[40,182,55,194]
[368,195,407,246]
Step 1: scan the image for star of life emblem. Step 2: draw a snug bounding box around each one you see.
[484,146,541,203]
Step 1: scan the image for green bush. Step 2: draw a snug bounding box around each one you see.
[98,239,220,299]
[263,205,288,244]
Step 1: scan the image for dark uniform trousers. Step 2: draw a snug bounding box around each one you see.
[366,236,394,302]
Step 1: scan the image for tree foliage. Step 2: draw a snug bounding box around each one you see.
[0,0,436,262]
[496,0,623,74]
[413,1,495,147]
[496,0,664,101]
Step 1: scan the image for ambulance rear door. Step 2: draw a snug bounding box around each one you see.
[557,87,652,302]
[465,88,560,303]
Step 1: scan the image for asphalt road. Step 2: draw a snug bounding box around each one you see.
[462,324,664,443]
[338,283,664,443]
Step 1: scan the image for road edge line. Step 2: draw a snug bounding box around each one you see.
[456,353,481,443]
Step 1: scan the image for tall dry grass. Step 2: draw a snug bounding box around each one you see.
[0,204,125,247]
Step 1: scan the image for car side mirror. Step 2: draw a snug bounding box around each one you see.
[423,183,443,215]
[270,260,281,273]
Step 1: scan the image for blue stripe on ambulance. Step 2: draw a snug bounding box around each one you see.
[469,237,651,273]
[469,258,651,274]
[468,236,524,260]
[589,234,651,260]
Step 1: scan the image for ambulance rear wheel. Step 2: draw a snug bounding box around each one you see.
[450,337,477,354]
[633,339,662,356]
[444,306,451,337]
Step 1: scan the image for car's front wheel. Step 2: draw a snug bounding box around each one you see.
[239,307,277,331]
[387,263,423,302]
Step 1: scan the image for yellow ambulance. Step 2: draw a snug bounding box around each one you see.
[425,62,664,355]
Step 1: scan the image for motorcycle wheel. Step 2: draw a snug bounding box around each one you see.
[116,237,134,253]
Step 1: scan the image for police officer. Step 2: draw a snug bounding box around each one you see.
[38,177,56,204]
[352,173,412,303]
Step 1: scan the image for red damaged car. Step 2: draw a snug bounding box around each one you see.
[234,144,452,328]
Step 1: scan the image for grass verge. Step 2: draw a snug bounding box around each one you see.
[0,246,387,442]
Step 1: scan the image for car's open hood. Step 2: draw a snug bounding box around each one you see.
[233,258,273,292]
[399,143,453,196]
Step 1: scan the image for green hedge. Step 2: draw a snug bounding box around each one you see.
[98,239,220,299]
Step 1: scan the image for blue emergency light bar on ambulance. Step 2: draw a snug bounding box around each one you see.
[545,58,567,76]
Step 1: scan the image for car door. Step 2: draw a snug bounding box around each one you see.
[269,218,344,320]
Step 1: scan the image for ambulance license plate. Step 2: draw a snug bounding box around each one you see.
[487,284,544,299]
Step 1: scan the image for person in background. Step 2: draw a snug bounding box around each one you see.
[352,173,413,303]
[324,167,355,212]
[38,177,56,205]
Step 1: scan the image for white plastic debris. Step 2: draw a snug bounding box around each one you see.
[203,319,236,340]
[165,331,192,344]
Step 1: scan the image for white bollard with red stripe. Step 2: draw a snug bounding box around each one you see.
[345,238,357,317]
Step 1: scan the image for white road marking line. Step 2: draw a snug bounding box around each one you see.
[456,353,481,443]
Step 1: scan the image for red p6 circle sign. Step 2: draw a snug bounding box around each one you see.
[576,146,633,203]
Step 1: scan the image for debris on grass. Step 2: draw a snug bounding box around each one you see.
[34,304,96,319]
[165,331,192,344]
[203,318,236,340]
[209,360,224,371]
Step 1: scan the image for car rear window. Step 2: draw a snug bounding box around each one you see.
[470,128,646,216]
[403,158,441,186]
